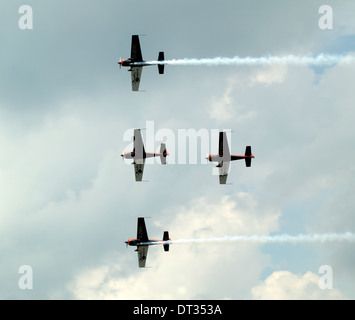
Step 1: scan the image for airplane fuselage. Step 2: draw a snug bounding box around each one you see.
[208,154,253,162]
[126,238,171,247]
[122,151,165,160]
[119,59,164,69]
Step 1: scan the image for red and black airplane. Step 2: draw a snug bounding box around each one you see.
[207,131,254,184]
[125,217,171,268]
[118,35,165,91]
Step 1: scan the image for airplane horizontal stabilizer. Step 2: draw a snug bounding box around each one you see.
[163,231,170,251]
[245,146,253,167]
[245,158,252,167]
[160,143,168,165]
[245,146,252,157]
[158,51,165,74]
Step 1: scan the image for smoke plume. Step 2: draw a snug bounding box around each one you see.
[150,54,355,67]
[163,232,355,245]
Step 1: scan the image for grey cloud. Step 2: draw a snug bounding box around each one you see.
[0,0,355,299]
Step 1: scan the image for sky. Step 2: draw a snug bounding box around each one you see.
[0,0,355,299]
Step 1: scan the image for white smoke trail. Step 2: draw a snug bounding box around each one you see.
[162,232,355,245]
[149,54,355,67]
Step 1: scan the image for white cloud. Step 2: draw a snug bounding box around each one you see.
[249,65,288,86]
[69,192,281,299]
[209,78,256,122]
[251,270,348,300]
[209,79,236,121]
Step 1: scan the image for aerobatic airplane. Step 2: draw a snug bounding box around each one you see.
[125,217,171,268]
[121,129,168,181]
[207,131,254,184]
[118,35,165,91]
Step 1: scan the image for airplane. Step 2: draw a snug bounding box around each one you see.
[121,129,168,181]
[125,217,171,268]
[207,131,254,184]
[118,35,165,91]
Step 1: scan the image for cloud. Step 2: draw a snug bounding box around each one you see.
[68,192,281,299]
[209,78,256,122]
[209,64,288,122]
[251,270,348,299]
[0,95,133,299]
[249,65,288,86]
[1,0,355,300]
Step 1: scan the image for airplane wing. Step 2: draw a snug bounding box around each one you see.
[219,132,231,159]
[131,35,143,62]
[134,160,145,181]
[218,161,230,184]
[133,129,146,158]
[137,217,149,242]
[137,246,148,268]
[131,67,143,91]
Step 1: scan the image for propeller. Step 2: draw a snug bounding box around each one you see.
[118,57,122,69]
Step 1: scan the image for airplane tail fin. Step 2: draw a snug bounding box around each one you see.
[163,231,170,252]
[245,146,254,167]
[160,143,168,165]
[158,52,165,74]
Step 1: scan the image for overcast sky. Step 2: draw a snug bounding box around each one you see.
[1,0,355,299]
